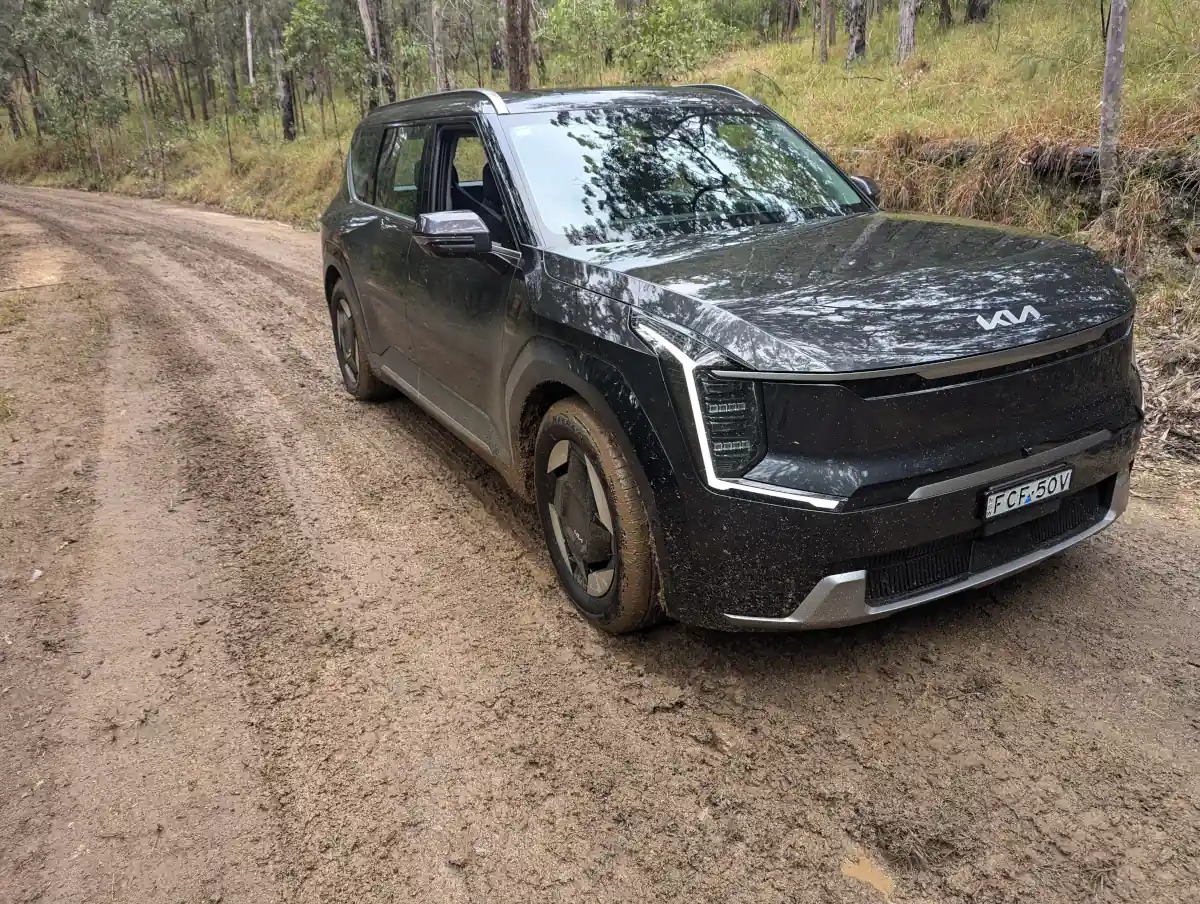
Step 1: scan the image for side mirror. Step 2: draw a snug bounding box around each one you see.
[850,175,881,206]
[413,211,491,257]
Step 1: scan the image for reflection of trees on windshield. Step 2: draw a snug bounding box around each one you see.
[547,107,861,245]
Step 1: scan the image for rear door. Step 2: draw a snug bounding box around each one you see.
[357,123,432,359]
[337,125,387,350]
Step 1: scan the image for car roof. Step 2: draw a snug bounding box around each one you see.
[359,85,760,127]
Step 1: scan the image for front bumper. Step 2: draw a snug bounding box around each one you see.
[724,467,1129,630]
[657,422,1140,630]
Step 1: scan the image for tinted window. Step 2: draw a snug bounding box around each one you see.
[349,127,382,202]
[502,108,869,245]
[375,125,430,217]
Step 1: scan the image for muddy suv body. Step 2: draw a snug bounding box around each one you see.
[321,86,1142,632]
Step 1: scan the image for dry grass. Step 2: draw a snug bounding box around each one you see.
[703,0,1200,152]
[1134,259,1200,463]
[0,289,32,333]
[0,392,14,424]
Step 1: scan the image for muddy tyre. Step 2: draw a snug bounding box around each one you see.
[330,282,392,401]
[534,398,663,634]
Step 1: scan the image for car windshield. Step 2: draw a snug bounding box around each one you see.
[501,106,869,246]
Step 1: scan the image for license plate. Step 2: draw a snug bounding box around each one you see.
[984,467,1073,519]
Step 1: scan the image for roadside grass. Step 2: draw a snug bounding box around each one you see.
[704,0,1199,153]
[0,392,14,425]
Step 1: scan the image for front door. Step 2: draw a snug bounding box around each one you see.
[406,123,523,454]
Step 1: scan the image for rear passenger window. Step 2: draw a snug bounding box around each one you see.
[375,125,430,218]
[349,127,382,202]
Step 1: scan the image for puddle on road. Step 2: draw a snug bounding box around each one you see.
[841,850,896,899]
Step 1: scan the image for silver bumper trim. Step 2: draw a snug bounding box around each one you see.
[723,470,1130,630]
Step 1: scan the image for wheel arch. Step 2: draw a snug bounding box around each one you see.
[322,252,374,349]
[504,338,677,601]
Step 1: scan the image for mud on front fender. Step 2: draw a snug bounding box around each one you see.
[503,337,696,616]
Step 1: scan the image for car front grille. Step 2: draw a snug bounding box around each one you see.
[863,484,1105,604]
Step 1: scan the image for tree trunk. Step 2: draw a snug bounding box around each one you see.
[190,14,210,120]
[430,0,453,91]
[270,30,296,141]
[819,0,831,63]
[3,74,25,139]
[293,73,305,135]
[146,54,160,114]
[965,0,989,22]
[897,0,918,60]
[939,0,952,28]
[226,55,239,108]
[357,0,398,106]
[506,0,531,90]
[166,59,187,120]
[245,9,255,86]
[1098,0,1129,209]
[845,0,867,62]
[828,0,837,44]
[493,0,507,72]
[182,61,197,120]
[875,0,884,22]
[19,54,44,138]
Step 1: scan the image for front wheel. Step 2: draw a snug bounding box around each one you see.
[534,398,663,634]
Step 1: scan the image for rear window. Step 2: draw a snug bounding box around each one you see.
[349,127,382,202]
[375,125,431,218]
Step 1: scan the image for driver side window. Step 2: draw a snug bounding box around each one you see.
[437,126,514,249]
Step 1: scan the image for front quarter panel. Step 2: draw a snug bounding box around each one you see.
[503,273,715,618]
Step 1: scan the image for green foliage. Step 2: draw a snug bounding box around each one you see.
[283,0,340,73]
[392,31,430,95]
[539,0,622,72]
[616,0,730,83]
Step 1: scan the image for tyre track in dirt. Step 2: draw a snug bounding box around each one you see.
[1,185,1198,904]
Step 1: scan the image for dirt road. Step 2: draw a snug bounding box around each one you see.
[1,185,1197,904]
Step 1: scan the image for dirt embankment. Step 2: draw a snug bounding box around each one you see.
[1,186,1198,904]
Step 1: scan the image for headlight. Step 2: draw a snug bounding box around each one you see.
[632,315,766,480]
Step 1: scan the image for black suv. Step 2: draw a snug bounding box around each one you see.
[321,86,1142,633]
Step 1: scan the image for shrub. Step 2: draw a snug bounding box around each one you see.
[540,0,622,75]
[616,0,730,83]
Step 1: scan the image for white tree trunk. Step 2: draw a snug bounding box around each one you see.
[897,0,917,62]
[430,0,453,91]
[845,0,867,63]
[1099,0,1129,209]
[245,9,255,87]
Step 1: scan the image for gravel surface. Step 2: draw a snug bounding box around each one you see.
[1,186,1197,904]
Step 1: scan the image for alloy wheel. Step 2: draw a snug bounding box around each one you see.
[545,439,616,597]
[335,298,359,387]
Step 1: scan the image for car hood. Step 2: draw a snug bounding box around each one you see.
[540,213,1134,373]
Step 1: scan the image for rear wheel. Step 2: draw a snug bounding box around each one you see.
[534,398,663,634]
[330,282,392,401]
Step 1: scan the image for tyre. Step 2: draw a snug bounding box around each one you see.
[534,398,663,634]
[330,282,392,401]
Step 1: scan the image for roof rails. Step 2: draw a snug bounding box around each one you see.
[682,84,759,106]
[385,87,509,114]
